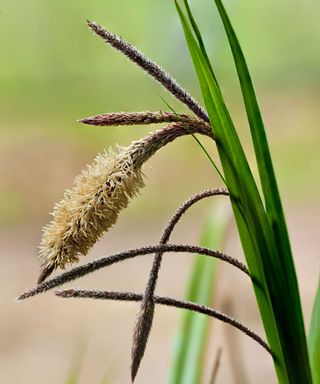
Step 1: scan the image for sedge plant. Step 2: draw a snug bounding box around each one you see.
[18,1,319,383]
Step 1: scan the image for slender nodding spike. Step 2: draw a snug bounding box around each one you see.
[17,243,249,301]
[54,289,272,356]
[131,189,229,381]
[87,20,209,123]
[78,111,205,127]
[37,121,213,284]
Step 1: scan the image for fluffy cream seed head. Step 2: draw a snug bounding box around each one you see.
[37,121,212,283]
[38,146,144,279]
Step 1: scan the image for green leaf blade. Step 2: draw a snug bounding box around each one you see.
[175,3,287,381]
[175,1,313,382]
[211,0,312,381]
[309,278,320,384]
[182,0,217,83]
[170,203,229,384]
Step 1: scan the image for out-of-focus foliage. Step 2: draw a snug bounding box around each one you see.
[309,278,320,384]
[170,202,229,384]
[1,0,319,225]
[1,0,320,126]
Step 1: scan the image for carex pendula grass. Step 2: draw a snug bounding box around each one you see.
[18,3,316,382]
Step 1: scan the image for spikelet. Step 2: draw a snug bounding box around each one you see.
[38,145,144,283]
[87,21,208,123]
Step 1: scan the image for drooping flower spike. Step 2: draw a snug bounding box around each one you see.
[38,17,215,283]
[38,121,212,283]
[55,289,272,356]
[19,243,248,300]
[131,189,229,379]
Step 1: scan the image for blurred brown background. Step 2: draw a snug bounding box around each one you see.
[0,0,319,383]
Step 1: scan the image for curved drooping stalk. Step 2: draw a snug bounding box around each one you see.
[55,288,271,355]
[18,243,248,300]
[131,189,229,379]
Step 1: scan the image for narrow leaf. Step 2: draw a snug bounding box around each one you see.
[309,277,320,384]
[211,0,312,381]
[170,202,229,384]
[182,0,217,83]
[174,2,308,382]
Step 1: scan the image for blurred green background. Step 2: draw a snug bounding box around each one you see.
[0,1,319,383]
[1,0,320,226]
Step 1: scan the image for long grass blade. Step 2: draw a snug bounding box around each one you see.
[174,1,312,382]
[170,202,229,384]
[309,277,320,384]
[182,0,217,84]
[211,1,312,380]
[174,4,281,364]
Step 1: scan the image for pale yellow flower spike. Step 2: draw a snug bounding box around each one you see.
[38,146,144,282]
[37,121,212,283]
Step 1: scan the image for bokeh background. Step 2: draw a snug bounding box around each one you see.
[1,0,319,383]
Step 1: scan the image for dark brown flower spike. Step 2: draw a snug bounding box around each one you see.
[78,111,204,127]
[131,189,229,380]
[18,243,248,301]
[54,289,272,356]
[87,21,209,123]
